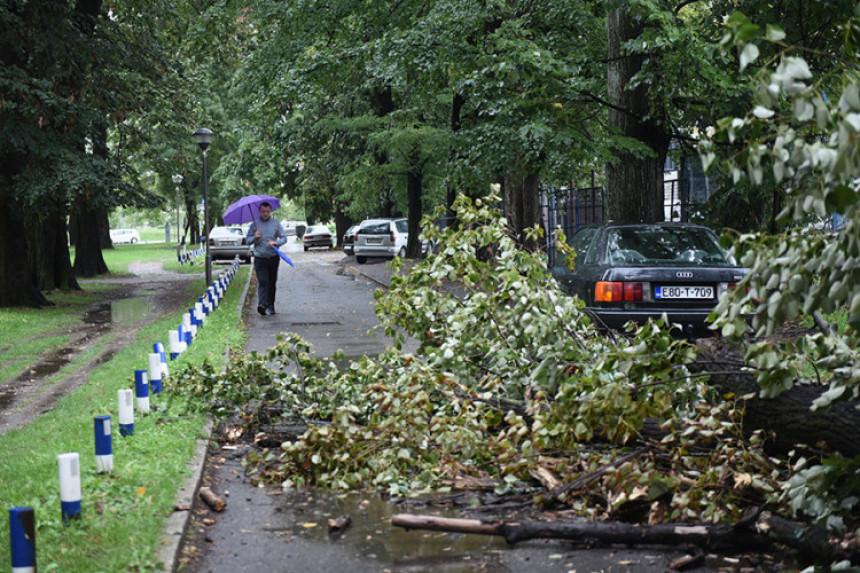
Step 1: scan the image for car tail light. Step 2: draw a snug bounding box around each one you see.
[304,234,312,240]
[717,281,737,299]
[390,231,395,242]
[208,238,215,246]
[595,281,643,302]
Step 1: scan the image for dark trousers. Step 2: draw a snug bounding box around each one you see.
[254,255,280,310]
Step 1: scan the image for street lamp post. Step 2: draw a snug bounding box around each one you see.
[171,174,183,260]
[192,128,214,286]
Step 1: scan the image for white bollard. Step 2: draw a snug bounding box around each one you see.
[57,453,81,525]
[148,353,163,394]
[118,389,134,437]
[134,369,150,413]
[168,330,181,360]
[154,342,169,378]
[94,416,113,473]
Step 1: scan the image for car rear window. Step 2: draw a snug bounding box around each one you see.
[361,222,391,235]
[604,226,735,267]
[395,220,408,233]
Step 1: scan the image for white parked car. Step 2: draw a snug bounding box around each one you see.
[353,218,409,264]
[110,229,141,244]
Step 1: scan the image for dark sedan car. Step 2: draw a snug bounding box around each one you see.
[551,223,747,336]
[342,224,359,256]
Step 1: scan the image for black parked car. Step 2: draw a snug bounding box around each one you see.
[551,223,748,336]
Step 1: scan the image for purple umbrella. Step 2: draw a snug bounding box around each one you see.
[222,194,281,225]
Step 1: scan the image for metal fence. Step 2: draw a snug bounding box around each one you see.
[543,173,698,265]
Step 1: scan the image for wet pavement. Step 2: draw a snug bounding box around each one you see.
[177,242,753,573]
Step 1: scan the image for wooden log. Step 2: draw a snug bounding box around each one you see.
[199,487,226,512]
[693,338,860,457]
[391,512,836,561]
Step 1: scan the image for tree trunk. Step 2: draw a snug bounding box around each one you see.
[31,208,79,292]
[406,158,424,258]
[503,169,542,251]
[446,91,464,228]
[391,512,836,561]
[0,204,49,307]
[98,208,113,249]
[606,3,670,223]
[72,195,109,277]
[692,338,860,458]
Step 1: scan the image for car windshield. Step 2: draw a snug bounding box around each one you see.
[603,226,735,267]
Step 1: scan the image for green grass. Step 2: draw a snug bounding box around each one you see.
[0,266,249,571]
[0,287,117,385]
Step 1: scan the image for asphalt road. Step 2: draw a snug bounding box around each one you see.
[179,245,775,573]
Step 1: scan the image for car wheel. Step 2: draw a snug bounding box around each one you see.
[131,238,138,244]
[356,256,367,264]
[397,247,406,258]
[304,245,309,252]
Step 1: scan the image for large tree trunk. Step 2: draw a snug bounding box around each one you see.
[605,3,670,223]
[30,206,79,292]
[406,159,424,258]
[72,195,109,277]
[446,91,464,228]
[0,205,49,307]
[692,338,860,458]
[503,169,542,251]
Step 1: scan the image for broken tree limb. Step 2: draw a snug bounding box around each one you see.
[199,487,226,512]
[693,338,860,457]
[391,512,836,561]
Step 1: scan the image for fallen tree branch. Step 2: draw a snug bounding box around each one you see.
[391,512,836,562]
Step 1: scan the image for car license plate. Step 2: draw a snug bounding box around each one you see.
[367,238,382,245]
[655,286,713,299]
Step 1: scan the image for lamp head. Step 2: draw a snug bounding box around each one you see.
[172,174,184,186]
[192,128,214,151]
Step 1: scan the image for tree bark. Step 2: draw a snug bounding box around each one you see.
[406,156,424,258]
[692,338,860,458]
[503,169,542,251]
[72,195,109,277]
[391,512,835,561]
[0,204,49,307]
[606,3,670,223]
[30,204,79,292]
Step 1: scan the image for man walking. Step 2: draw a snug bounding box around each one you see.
[246,202,287,315]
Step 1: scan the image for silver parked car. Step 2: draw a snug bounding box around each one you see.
[353,218,409,264]
[208,226,251,262]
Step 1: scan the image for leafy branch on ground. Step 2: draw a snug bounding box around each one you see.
[175,195,794,531]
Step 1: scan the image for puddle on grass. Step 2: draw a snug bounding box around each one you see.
[84,298,153,324]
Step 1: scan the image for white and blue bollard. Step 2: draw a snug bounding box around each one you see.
[197,298,209,317]
[154,342,169,378]
[94,416,113,473]
[57,453,81,525]
[168,330,181,360]
[9,507,36,573]
[118,389,134,437]
[148,353,163,394]
[181,314,193,345]
[177,325,188,352]
[134,369,150,413]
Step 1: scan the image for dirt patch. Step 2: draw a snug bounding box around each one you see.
[0,270,197,436]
